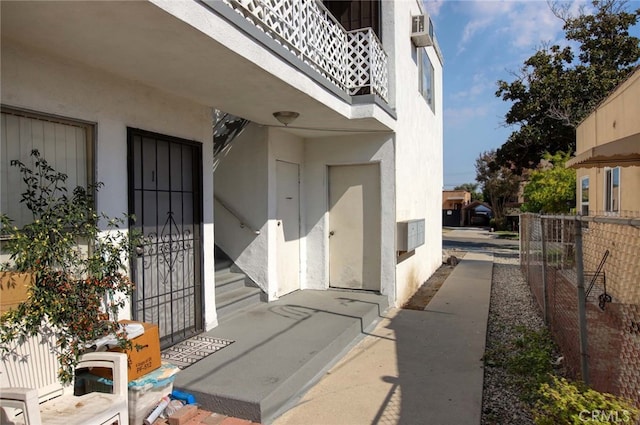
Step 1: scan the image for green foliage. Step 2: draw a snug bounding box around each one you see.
[475,150,521,221]
[494,231,519,240]
[521,152,576,213]
[453,183,484,202]
[506,327,557,402]
[0,150,140,384]
[495,0,640,172]
[483,326,556,401]
[489,217,508,231]
[483,322,639,425]
[535,376,639,425]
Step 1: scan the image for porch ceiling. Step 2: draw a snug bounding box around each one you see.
[1,1,393,137]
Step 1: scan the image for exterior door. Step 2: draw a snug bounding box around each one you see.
[276,160,300,296]
[128,128,203,348]
[329,164,380,290]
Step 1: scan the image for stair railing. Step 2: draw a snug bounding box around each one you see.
[214,194,261,235]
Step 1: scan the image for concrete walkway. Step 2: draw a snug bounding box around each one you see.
[273,251,494,425]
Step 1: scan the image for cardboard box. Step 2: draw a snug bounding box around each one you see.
[0,272,32,314]
[93,320,162,382]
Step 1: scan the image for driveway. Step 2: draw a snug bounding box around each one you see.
[443,227,519,253]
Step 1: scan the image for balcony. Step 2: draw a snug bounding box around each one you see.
[3,0,395,133]
[220,0,389,102]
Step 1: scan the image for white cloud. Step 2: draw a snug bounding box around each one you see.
[457,1,517,53]
[454,0,578,54]
[444,105,490,126]
[452,73,496,100]
[501,2,566,48]
[459,16,493,52]
[424,0,445,17]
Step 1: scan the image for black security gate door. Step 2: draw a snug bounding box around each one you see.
[128,128,203,348]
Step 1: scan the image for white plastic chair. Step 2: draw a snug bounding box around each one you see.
[0,334,129,425]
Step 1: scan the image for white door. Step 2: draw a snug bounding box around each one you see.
[276,160,300,296]
[329,164,381,290]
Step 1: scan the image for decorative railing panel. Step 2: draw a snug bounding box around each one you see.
[222,0,388,101]
[347,28,388,99]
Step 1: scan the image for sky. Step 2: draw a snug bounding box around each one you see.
[424,0,640,189]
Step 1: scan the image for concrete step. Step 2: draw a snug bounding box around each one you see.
[215,258,234,271]
[215,269,249,295]
[214,244,266,322]
[216,286,264,322]
[173,290,389,424]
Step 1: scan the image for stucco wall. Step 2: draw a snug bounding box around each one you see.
[214,124,269,292]
[576,71,640,152]
[214,128,397,300]
[575,70,640,214]
[1,41,217,328]
[214,126,308,299]
[387,0,444,305]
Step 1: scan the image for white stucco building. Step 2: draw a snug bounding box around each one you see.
[1,0,443,348]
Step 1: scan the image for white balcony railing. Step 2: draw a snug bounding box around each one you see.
[222,0,389,101]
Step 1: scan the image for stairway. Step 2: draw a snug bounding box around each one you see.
[215,247,266,323]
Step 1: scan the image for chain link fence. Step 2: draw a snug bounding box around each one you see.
[520,213,640,407]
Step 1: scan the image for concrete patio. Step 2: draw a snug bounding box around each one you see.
[173,251,494,425]
[274,251,493,425]
[172,289,389,424]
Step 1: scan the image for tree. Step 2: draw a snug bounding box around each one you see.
[475,150,521,227]
[495,0,640,173]
[521,152,577,213]
[454,183,484,202]
[0,151,140,384]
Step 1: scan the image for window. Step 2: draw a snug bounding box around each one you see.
[1,107,94,230]
[419,49,435,112]
[604,167,620,214]
[323,0,381,38]
[580,176,589,215]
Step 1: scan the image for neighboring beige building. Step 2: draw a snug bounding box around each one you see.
[567,68,640,215]
[442,190,470,227]
[442,190,471,210]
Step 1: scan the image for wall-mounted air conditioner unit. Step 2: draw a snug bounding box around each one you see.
[411,14,434,47]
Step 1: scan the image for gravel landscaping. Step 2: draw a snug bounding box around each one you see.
[481,252,564,425]
[411,246,560,424]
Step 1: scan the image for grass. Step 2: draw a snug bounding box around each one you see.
[494,231,519,240]
[483,326,556,402]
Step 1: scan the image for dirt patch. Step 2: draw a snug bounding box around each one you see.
[402,253,464,310]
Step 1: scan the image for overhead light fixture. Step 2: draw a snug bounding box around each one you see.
[273,111,300,126]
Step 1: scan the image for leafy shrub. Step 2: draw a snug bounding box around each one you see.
[489,217,508,231]
[534,376,638,425]
[504,327,556,402]
[508,327,555,378]
[0,150,140,383]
